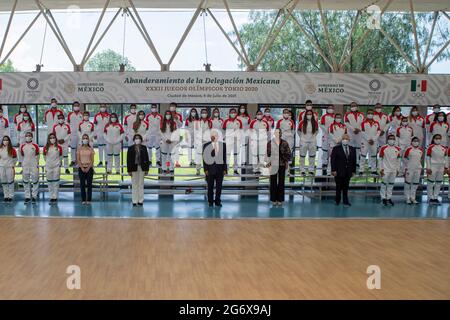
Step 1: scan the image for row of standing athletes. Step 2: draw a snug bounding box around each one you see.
[0,100,449,202]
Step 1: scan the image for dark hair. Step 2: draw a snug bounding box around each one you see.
[229,108,237,114]
[51,98,57,103]
[434,111,447,123]
[133,134,143,141]
[0,135,14,157]
[45,133,57,151]
[0,106,3,112]
[83,111,90,116]
[302,110,317,134]
[305,100,312,104]
[431,134,442,144]
[391,106,401,116]
[133,110,146,132]
[22,112,33,123]
[200,108,209,118]
[387,134,396,140]
[161,111,176,132]
[130,104,137,108]
[73,101,80,106]
[109,113,118,124]
[212,107,220,117]
[238,104,249,117]
[188,108,199,121]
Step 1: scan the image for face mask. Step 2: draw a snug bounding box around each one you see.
[100,107,106,112]
[213,112,219,117]
[0,113,3,117]
[256,115,263,120]
[395,111,401,116]
[350,106,357,112]
[111,118,117,123]
[327,109,334,114]
[306,115,313,120]
[230,113,236,119]
[433,108,440,114]
[283,113,289,119]
[402,122,408,126]
[411,111,418,116]
[50,138,56,144]
[58,119,65,124]
[131,109,136,114]
[74,106,80,112]
[165,115,172,120]
[375,108,382,113]
[342,139,349,145]
[139,115,145,120]
[335,118,342,123]
[83,116,90,121]
[51,103,57,108]
[169,106,176,112]
[201,114,208,119]
[151,108,157,113]
[367,114,374,119]
[240,108,245,113]
[306,105,312,110]
[438,117,444,122]
[20,108,26,113]
[191,112,197,117]
[26,136,32,142]
[82,139,89,145]
[264,112,271,117]
[134,139,142,145]
[412,141,420,147]
[3,140,9,146]
[388,139,396,146]
[434,139,441,145]
[23,116,29,121]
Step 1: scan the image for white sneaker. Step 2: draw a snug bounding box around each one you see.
[411,198,419,204]
[406,198,412,204]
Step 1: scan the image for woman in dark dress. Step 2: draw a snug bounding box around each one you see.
[266,128,292,206]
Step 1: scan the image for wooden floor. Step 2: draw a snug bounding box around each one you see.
[0,217,449,299]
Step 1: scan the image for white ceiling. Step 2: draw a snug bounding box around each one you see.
[0,0,449,12]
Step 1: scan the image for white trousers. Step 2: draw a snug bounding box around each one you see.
[427,166,444,200]
[46,165,61,199]
[225,136,240,171]
[240,133,249,165]
[349,132,361,166]
[23,166,39,198]
[380,171,396,200]
[251,139,267,171]
[131,167,145,204]
[0,166,14,198]
[97,135,107,163]
[61,143,69,169]
[70,133,78,164]
[161,141,177,171]
[360,140,378,172]
[299,141,316,172]
[321,135,329,166]
[147,134,161,163]
[404,169,421,200]
[106,143,121,172]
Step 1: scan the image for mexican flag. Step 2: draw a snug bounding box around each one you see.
[410,80,427,92]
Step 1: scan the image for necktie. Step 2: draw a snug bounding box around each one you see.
[344,146,348,157]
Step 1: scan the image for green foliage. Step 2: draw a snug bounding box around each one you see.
[238,10,449,73]
[85,49,136,72]
[0,59,15,72]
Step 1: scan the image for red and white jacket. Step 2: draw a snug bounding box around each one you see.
[263,115,274,129]
[298,110,319,122]
[425,113,437,127]
[373,111,389,133]
[408,115,425,140]
[388,115,403,133]
[429,122,449,143]
[185,118,200,133]
[223,118,243,131]
[0,116,9,138]
[131,120,149,141]
[52,123,71,146]
[250,119,269,131]
[104,122,124,145]
[319,113,335,137]
[44,108,64,130]
[20,142,40,167]
[171,112,183,128]
[403,146,423,171]
[297,120,319,143]
[396,125,414,147]
[17,120,36,141]
[378,145,401,172]
[426,144,448,168]
[211,117,224,132]
[13,112,26,128]
[237,114,251,130]
[93,112,110,138]
[276,118,295,140]
[328,122,347,145]
[67,111,83,137]
[344,111,364,134]
[0,147,17,167]
[43,144,63,168]
[79,120,95,141]
[146,113,163,135]
[123,113,138,140]
[361,119,381,142]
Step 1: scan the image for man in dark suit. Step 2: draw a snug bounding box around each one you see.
[203,129,227,207]
[330,134,357,207]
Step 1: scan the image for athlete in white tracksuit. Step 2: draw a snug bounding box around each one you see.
[276,110,295,157]
[0,107,10,142]
[43,99,64,137]
[145,107,163,166]
[123,104,138,147]
[429,114,449,147]
[93,105,110,166]
[169,103,183,167]
[360,114,380,174]
[79,112,95,146]
[43,134,63,202]
[249,112,269,173]
[426,134,448,204]
[0,136,17,202]
[20,133,40,201]
[408,107,425,145]
[373,104,389,148]
[327,115,347,174]
[16,113,35,165]
[104,114,124,174]
[298,111,318,174]
[211,108,224,135]
[403,138,423,204]
[237,106,251,167]
[378,135,401,205]
[396,119,414,174]
[185,108,200,166]
[319,107,335,171]
[67,102,83,165]
[344,103,365,169]
[52,116,71,171]
[222,109,242,173]
[160,111,180,172]
[131,111,149,146]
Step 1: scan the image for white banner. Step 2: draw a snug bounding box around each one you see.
[0,71,449,105]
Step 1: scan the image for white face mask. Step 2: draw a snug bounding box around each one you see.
[131,109,137,114]
[151,108,157,113]
[402,122,408,126]
[26,136,32,142]
[111,118,117,123]
[0,113,3,117]
[3,140,9,146]
[335,118,342,123]
[201,113,208,119]
[58,119,65,124]
[306,105,312,110]
[341,139,349,145]
[350,106,357,112]
[388,139,396,146]
[434,139,441,145]
[230,113,236,119]
[306,115,313,120]
[327,109,334,114]
[433,108,440,114]
[213,112,219,118]
[395,111,401,116]
[191,112,197,117]
[83,116,89,121]
[264,112,270,117]
[283,113,290,119]
[367,114,374,120]
[375,108,382,113]
[73,106,80,112]
[411,111,418,116]
[139,115,145,120]
[438,116,444,122]
[51,103,57,108]
[50,138,56,144]
[20,108,26,113]
[256,115,263,120]
[82,139,89,145]
[23,116,29,121]
[412,141,420,147]
[240,108,245,113]
[134,139,142,145]
[100,107,106,112]
[165,115,172,120]
[169,106,176,112]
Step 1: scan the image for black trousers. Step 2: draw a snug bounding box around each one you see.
[269,166,286,202]
[207,173,224,204]
[334,175,350,204]
[79,168,94,202]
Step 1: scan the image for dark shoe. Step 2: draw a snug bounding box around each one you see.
[97,161,103,166]
[156,161,161,167]
[31,198,37,203]
[343,202,351,207]
[308,171,315,176]
[215,202,222,207]
[133,203,137,207]
[435,199,441,205]
[382,199,387,206]
[65,169,71,174]
[371,171,378,175]
[300,171,306,176]
[149,161,153,167]
[107,171,112,174]
[70,161,75,167]
[138,202,143,206]
[24,198,31,204]
[208,202,214,207]
[234,170,239,175]
[387,199,394,206]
